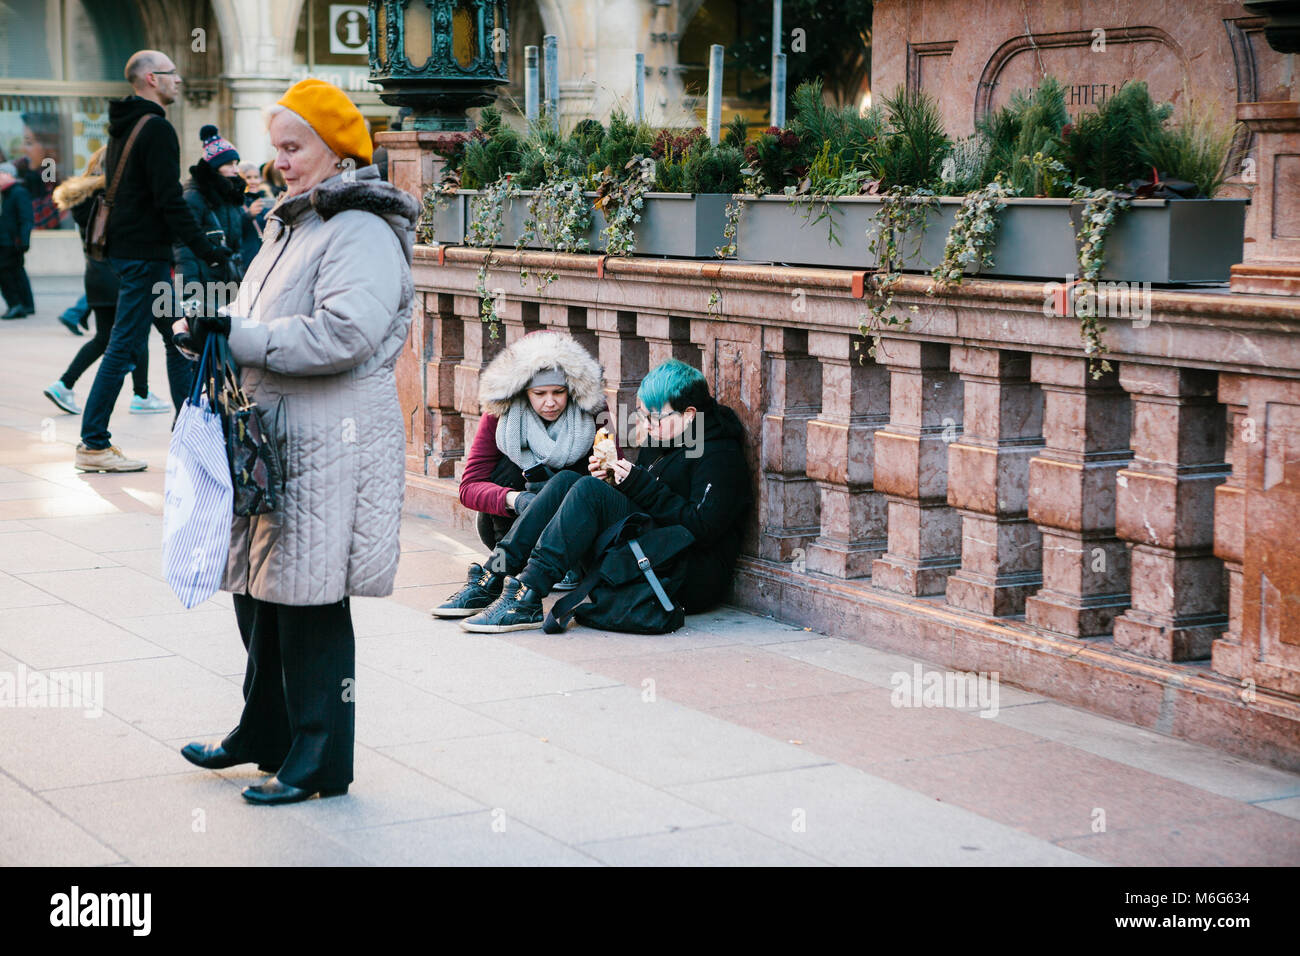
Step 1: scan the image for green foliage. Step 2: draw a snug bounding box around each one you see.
[872,86,951,190]
[723,115,749,149]
[1139,105,1239,198]
[686,144,745,194]
[1063,81,1173,190]
[746,126,805,193]
[459,107,525,189]
[976,77,1070,194]
[593,111,655,179]
[789,79,881,173]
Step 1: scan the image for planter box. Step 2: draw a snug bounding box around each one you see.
[420,191,465,245]
[734,194,1250,283]
[459,190,731,258]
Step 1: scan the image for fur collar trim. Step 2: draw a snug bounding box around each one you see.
[478,331,607,417]
[53,173,105,211]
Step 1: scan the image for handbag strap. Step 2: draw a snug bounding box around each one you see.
[542,512,645,634]
[104,115,153,207]
[629,538,675,612]
[189,335,217,406]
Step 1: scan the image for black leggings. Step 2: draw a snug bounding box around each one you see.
[60,306,149,398]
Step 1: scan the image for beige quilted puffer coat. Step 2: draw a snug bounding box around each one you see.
[222,165,418,605]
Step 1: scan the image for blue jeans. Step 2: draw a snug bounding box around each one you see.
[80,257,192,450]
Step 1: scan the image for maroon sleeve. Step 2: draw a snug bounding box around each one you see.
[458,414,513,516]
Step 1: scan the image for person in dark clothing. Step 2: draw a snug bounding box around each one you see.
[75,49,232,474]
[44,148,165,415]
[432,331,613,617]
[454,358,752,633]
[173,125,257,293]
[0,161,35,319]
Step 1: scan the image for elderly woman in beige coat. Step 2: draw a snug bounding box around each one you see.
[174,79,417,805]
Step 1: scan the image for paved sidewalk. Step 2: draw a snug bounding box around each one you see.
[1,285,1298,865]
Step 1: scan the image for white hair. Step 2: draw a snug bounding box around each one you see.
[264,103,339,159]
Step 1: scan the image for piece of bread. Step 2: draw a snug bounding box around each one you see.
[593,426,618,482]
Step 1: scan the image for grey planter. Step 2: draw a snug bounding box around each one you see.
[734,194,1250,283]
[589,192,731,258]
[419,191,465,245]
[460,190,731,258]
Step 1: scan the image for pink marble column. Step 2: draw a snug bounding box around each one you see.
[1211,375,1250,679]
[1112,366,1228,661]
[799,332,889,578]
[759,328,822,564]
[871,341,964,595]
[1024,357,1132,637]
[944,348,1045,617]
[539,303,598,359]
[500,297,542,343]
[593,308,648,433]
[424,292,465,479]
[638,313,702,370]
[453,295,504,480]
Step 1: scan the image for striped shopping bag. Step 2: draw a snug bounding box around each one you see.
[162,337,233,608]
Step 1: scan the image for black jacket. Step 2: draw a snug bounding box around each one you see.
[103,96,216,262]
[618,402,752,613]
[172,161,258,285]
[0,181,33,249]
[71,195,119,308]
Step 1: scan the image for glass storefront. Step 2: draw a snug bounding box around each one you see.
[0,0,142,229]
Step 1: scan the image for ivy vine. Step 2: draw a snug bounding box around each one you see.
[859,185,937,360]
[1069,185,1132,379]
[465,175,518,340]
[932,176,1016,289]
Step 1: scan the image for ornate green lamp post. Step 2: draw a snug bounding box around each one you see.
[368,0,509,131]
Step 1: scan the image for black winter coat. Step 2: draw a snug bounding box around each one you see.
[71,195,119,308]
[172,161,258,285]
[103,96,216,262]
[0,182,33,249]
[618,402,752,613]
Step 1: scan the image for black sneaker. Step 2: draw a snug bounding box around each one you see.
[431,562,504,618]
[551,569,582,592]
[460,578,544,633]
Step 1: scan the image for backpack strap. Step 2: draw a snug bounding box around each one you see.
[104,115,153,207]
[629,538,675,612]
[542,512,644,634]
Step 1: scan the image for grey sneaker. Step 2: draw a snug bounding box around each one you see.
[129,391,171,414]
[43,381,81,415]
[74,444,147,473]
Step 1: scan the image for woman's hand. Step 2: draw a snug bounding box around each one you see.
[609,458,633,485]
[505,490,520,511]
[588,454,609,479]
[172,319,199,360]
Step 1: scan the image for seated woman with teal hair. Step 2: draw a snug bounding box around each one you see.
[445,357,752,633]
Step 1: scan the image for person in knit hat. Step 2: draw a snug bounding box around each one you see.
[172,125,259,301]
[174,78,419,807]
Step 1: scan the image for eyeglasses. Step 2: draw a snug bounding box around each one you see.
[636,408,680,426]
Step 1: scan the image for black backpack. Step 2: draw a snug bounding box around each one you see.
[543,512,694,634]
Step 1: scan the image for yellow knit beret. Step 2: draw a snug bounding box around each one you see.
[276,78,373,166]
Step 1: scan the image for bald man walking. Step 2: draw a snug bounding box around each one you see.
[76,50,232,473]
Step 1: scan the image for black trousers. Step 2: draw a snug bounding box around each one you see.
[0,246,33,311]
[222,593,355,791]
[60,307,149,397]
[492,471,633,597]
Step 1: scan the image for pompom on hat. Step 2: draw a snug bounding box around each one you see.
[275,78,373,167]
[199,125,239,168]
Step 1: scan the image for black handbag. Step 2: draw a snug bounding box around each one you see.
[544,512,694,635]
[208,334,283,516]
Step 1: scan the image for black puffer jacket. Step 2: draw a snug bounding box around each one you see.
[618,401,751,613]
[173,161,258,285]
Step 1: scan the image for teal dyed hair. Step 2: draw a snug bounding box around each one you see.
[638,358,708,412]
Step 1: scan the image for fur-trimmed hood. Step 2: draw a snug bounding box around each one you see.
[478,331,606,417]
[52,173,105,212]
[271,165,421,262]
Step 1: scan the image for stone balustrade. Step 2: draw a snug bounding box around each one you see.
[399,246,1300,770]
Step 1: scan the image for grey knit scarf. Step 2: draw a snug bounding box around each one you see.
[495,396,596,475]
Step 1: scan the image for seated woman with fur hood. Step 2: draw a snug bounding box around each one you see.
[433,330,615,616]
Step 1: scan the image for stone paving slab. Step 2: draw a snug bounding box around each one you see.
[1,292,1299,865]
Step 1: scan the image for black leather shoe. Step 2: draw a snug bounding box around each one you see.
[181,741,250,770]
[241,776,349,805]
[431,562,505,618]
[2,305,30,320]
[460,577,544,633]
